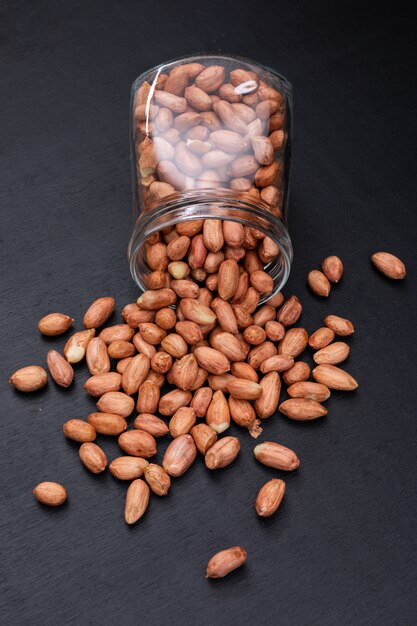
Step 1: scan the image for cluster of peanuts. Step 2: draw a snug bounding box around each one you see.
[11,239,364,577]
[19,242,358,532]
[13,243,409,577]
[134,61,288,220]
[141,217,280,303]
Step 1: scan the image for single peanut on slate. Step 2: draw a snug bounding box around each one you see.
[206,547,247,578]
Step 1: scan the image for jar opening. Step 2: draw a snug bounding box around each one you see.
[128,191,293,302]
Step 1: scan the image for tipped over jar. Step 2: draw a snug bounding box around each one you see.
[128,54,293,303]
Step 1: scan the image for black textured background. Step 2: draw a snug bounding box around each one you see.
[1,2,417,625]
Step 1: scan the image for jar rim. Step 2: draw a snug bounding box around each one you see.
[128,191,293,301]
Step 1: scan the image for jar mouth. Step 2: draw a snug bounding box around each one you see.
[128,190,293,302]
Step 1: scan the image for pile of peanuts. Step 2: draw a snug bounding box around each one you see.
[13,240,411,576]
[12,231,359,540]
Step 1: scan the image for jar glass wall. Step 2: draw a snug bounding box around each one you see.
[128,54,293,302]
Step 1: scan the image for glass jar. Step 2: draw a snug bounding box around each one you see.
[128,54,293,302]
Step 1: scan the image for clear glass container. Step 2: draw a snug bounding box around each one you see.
[128,54,293,302]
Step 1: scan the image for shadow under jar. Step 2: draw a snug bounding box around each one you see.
[128,54,293,303]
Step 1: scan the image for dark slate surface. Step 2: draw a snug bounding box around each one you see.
[1,1,416,624]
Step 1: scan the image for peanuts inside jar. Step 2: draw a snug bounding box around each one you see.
[128,55,293,302]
